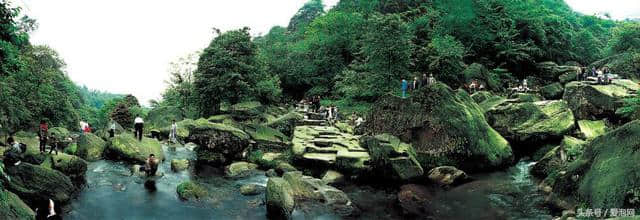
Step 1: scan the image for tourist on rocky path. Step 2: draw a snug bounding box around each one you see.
[409,76,420,92]
[48,133,59,155]
[355,116,365,127]
[109,120,116,138]
[38,120,48,154]
[170,119,178,143]
[402,79,408,98]
[134,115,144,141]
[421,74,429,87]
[80,120,88,133]
[141,154,160,176]
[83,123,92,133]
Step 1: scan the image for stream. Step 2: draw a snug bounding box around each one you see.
[66,144,550,220]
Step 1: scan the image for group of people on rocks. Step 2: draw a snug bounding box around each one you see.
[401,73,436,98]
[465,79,487,93]
[576,66,614,85]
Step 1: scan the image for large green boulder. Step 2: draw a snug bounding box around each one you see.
[549,121,640,210]
[577,120,608,140]
[187,119,250,166]
[540,83,564,100]
[0,189,35,220]
[530,136,586,178]
[364,83,513,172]
[3,163,76,206]
[535,62,580,82]
[48,153,88,185]
[266,177,295,220]
[230,101,264,120]
[77,133,107,161]
[487,100,575,145]
[145,105,184,129]
[361,134,423,181]
[563,81,635,120]
[244,124,290,151]
[262,111,303,137]
[225,162,258,178]
[48,127,71,140]
[176,181,208,201]
[508,93,543,102]
[106,134,164,163]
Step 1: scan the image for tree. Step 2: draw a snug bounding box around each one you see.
[287,0,325,33]
[194,27,259,116]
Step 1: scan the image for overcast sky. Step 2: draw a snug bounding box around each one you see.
[10,0,639,105]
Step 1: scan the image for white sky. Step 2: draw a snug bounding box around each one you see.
[9,0,638,105]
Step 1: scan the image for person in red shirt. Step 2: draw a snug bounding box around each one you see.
[38,120,48,153]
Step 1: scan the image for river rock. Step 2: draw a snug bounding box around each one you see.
[540,83,564,100]
[535,62,580,82]
[531,136,586,179]
[266,177,295,220]
[563,80,636,120]
[427,166,470,188]
[508,93,543,102]
[397,184,434,217]
[322,170,345,186]
[187,119,250,166]
[548,120,640,209]
[176,181,208,201]
[362,134,424,181]
[49,153,88,186]
[282,171,356,215]
[364,82,513,172]
[244,124,291,151]
[577,120,607,140]
[0,188,36,219]
[262,111,303,138]
[171,159,189,172]
[230,101,264,120]
[3,163,76,206]
[225,162,258,178]
[487,100,575,145]
[77,133,107,161]
[106,134,164,163]
[240,183,265,196]
[266,169,278,177]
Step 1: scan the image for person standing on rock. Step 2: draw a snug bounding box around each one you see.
[170,119,178,143]
[401,79,408,98]
[38,120,48,154]
[109,120,116,138]
[48,133,59,155]
[134,115,144,141]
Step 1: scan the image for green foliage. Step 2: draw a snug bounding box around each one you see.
[608,22,640,54]
[287,0,325,33]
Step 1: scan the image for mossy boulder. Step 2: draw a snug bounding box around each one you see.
[263,111,303,137]
[280,171,355,216]
[563,81,633,120]
[106,134,164,163]
[540,83,564,100]
[427,166,470,187]
[487,100,575,145]
[240,183,264,196]
[145,105,184,129]
[76,133,107,161]
[171,159,189,172]
[176,181,208,201]
[577,120,608,140]
[549,120,640,210]
[225,162,258,178]
[364,83,513,172]
[508,93,543,102]
[187,119,250,166]
[49,153,88,185]
[471,91,493,104]
[266,177,295,220]
[3,163,76,206]
[536,62,580,82]
[530,136,586,178]
[230,101,264,120]
[473,92,507,113]
[48,127,71,140]
[244,124,290,151]
[0,189,35,220]
[361,134,423,181]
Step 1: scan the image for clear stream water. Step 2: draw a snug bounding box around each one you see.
[66,144,550,220]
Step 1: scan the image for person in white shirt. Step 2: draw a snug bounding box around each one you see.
[355,117,364,127]
[170,120,178,143]
[109,120,117,138]
[134,116,144,141]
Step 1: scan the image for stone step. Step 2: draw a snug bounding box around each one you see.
[302,153,336,164]
[298,119,327,126]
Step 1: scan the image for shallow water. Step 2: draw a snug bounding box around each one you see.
[66,144,549,220]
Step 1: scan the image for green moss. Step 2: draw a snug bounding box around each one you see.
[477,95,507,113]
[540,82,564,99]
[64,143,78,155]
[176,181,208,200]
[563,81,632,119]
[107,133,164,163]
[3,163,76,205]
[509,93,543,102]
[266,177,295,219]
[48,127,70,140]
[578,120,607,140]
[77,133,107,161]
[0,189,35,220]
[244,124,289,145]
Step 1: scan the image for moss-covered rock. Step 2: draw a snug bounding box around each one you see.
[225,162,258,178]
[49,153,88,185]
[361,134,423,181]
[364,83,513,172]
[240,183,264,196]
[530,136,586,178]
[187,119,250,166]
[427,166,470,187]
[540,83,564,100]
[76,133,107,161]
[487,100,575,145]
[0,189,35,220]
[471,91,493,104]
[563,81,634,120]
[508,93,543,102]
[322,170,345,186]
[106,134,164,163]
[577,120,608,140]
[230,101,264,120]
[536,62,580,82]
[3,163,76,206]
[244,124,290,151]
[262,111,303,137]
[550,120,640,209]
[280,171,356,216]
[171,159,189,172]
[266,177,295,220]
[176,181,208,201]
[48,127,71,140]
